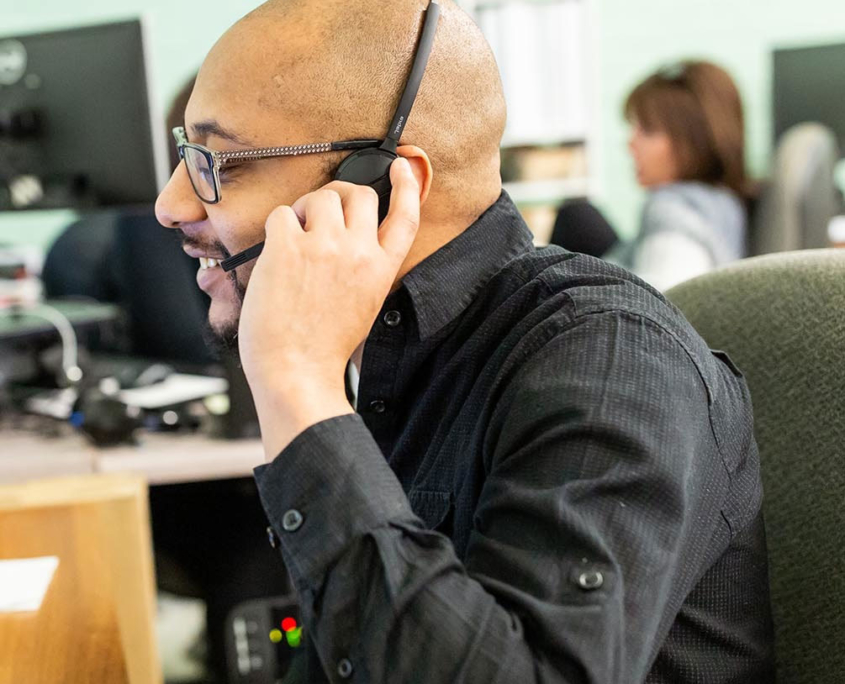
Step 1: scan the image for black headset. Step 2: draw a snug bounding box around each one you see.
[221,0,441,273]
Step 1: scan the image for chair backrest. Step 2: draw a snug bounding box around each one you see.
[752,123,841,256]
[666,249,845,683]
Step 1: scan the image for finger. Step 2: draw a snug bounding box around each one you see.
[263,205,303,251]
[378,158,421,265]
[343,184,381,239]
[291,181,379,234]
[289,181,355,226]
[301,188,346,234]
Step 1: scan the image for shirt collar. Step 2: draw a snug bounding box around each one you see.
[401,191,535,340]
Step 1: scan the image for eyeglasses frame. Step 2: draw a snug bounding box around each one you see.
[172,126,382,204]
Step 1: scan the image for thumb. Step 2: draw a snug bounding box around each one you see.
[378,158,421,266]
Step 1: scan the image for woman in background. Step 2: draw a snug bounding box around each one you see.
[553,60,750,291]
[622,60,750,290]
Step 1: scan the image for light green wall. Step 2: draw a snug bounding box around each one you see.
[2,0,845,248]
[596,0,845,238]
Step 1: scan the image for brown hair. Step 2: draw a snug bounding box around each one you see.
[166,75,197,173]
[624,60,748,198]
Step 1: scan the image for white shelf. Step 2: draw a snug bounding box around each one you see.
[458,0,603,205]
[502,177,589,205]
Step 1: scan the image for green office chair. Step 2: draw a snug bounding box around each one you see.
[666,249,845,683]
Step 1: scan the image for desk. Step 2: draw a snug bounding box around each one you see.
[0,474,161,684]
[0,301,119,342]
[0,431,264,486]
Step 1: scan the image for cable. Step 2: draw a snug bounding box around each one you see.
[13,302,83,384]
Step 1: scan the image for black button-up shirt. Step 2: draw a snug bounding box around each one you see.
[254,192,775,683]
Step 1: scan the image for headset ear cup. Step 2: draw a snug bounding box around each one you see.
[334,148,397,222]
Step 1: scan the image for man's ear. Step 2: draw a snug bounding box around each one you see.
[396,145,433,204]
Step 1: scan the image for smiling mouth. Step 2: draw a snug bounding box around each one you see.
[198,257,223,270]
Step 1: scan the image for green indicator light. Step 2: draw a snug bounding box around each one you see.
[286,626,303,648]
[269,629,283,643]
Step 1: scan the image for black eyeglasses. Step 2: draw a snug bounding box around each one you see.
[172,127,382,204]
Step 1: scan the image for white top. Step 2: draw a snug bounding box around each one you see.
[632,232,716,292]
[347,360,361,411]
[611,181,748,292]
[828,215,845,245]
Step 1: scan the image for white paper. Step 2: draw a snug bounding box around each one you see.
[0,556,59,613]
[117,374,228,410]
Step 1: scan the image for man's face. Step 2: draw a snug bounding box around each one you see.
[155,55,333,344]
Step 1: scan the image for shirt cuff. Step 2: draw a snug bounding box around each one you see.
[254,413,419,592]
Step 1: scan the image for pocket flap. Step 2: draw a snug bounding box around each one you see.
[711,349,744,378]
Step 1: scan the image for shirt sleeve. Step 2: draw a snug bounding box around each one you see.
[254,310,734,683]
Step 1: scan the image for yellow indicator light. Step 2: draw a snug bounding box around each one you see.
[269,629,283,643]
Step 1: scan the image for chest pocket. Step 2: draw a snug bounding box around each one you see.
[408,490,453,534]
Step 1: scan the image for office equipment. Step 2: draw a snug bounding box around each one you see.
[225,596,305,683]
[117,374,228,410]
[0,473,162,683]
[0,300,118,342]
[666,249,845,683]
[773,42,845,155]
[751,123,841,255]
[0,243,41,306]
[0,20,165,210]
[0,300,119,388]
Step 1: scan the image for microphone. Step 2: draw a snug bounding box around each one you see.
[221,242,264,272]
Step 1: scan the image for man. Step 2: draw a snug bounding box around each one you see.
[155,0,775,681]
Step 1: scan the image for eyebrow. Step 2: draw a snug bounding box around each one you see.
[189,120,253,146]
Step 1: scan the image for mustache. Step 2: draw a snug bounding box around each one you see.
[176,229,245,301]
[177,230,232,259]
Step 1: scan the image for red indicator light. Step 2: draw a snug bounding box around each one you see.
[281,617,297,632]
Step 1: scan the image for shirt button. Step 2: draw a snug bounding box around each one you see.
[266,526,278,549]
[337,658,353,679]
[383,310,402,327]
[282,509,304,532]
[577,570,604,591]
[369,399,386,414]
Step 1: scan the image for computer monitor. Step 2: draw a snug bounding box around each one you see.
[0,19,167,210]
[773,42,845,154]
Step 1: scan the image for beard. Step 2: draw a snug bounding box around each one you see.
[179,230,249,358]
[203,270,247,358]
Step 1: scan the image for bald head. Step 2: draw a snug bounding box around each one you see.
[198,0,506,219]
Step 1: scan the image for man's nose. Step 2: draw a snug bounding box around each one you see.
[155,162,208,228]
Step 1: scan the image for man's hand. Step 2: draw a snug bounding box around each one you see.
[238,157,421,459]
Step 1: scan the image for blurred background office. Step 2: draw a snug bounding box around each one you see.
[1,0,844,682]
[554,59,752,290]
